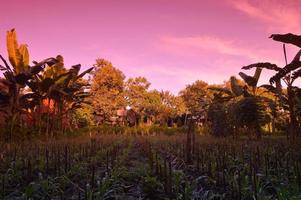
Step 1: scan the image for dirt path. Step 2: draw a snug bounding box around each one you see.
[117,138,151,199]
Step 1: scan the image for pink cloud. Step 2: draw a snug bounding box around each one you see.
[155,34,300,90]
[227,0,301,33]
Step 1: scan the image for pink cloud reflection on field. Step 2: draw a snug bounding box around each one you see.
[0,0,301,94]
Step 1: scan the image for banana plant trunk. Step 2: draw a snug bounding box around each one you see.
[37,103,42,135]
[255,124,261,140]
[287,86,298,138]
[46,98,51,139]
[6,85,21,141]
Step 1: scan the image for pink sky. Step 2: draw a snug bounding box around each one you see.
[1,0,301,94]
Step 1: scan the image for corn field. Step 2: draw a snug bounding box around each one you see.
[1,134,301,199]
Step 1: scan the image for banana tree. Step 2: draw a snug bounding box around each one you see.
[241,33,301,138]
[25,55,66,134]
[0,29,58,140]
[209,70,273,139]
[53,64,93,132]
[208,77,248,137]
[30,61,93,135]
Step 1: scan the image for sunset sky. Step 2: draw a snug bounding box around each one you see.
[1,0,301,94]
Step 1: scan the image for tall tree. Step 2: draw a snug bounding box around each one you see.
[142,89,162,124]
[90,58,126,122]
[158,90,185,125]
[125,76,150,111]
[180,80,209,120]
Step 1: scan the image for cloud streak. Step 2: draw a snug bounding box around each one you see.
[158,35,281,63]
[227,0,301,33]
[155,34,290,90]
